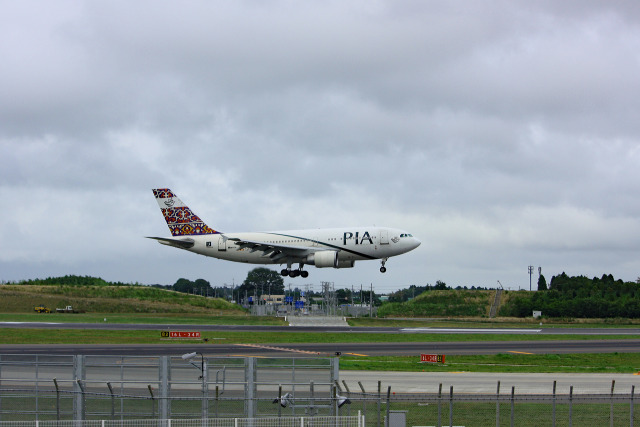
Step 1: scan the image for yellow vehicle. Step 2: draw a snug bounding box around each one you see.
[34,304,51,313]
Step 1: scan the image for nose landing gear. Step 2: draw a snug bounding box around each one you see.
[380,258,388,273]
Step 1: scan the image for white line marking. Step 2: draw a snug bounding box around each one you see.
[401,328,542,333]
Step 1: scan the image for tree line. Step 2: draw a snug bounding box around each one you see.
[501,273,640,318]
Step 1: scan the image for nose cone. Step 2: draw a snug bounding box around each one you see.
[411,237,421,250]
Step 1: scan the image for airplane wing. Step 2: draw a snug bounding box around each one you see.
[146,236,195,249]
[226,237,319,263]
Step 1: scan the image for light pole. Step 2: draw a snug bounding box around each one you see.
[182,352,208,420]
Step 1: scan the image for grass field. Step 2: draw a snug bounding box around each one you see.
[2,283,640,374]
[0,312,286,325]
[0,326,638,345]
[1,327,639,373]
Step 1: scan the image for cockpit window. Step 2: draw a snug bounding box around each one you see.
[400,234,413,238]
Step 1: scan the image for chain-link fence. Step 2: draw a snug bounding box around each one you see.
[337,383,639,426]
[0,417,363,427]
[2,355,640,426]
[0,355,339,421]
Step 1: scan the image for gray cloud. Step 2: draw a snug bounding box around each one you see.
[1,1,640,291]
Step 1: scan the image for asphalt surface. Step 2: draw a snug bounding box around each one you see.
[1,322,639,394]
[1,322,638,356]
[1,339,639,357]
[2,321,640,334]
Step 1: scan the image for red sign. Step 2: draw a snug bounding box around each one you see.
[420,354,445,363]
[161,331,201,338]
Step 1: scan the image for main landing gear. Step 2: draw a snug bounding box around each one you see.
[281,266,309,278]
[380,258,388,273]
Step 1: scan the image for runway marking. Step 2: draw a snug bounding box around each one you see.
[401,328,542,333]
[235,344,320,355]
[0,322,62,325]
[228,354,267,358]
[508,351,534,355]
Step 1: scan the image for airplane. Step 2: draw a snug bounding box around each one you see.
[148,188,421,278]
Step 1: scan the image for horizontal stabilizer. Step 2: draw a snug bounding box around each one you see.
[147,236,195,249]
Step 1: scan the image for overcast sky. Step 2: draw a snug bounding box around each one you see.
[2,1,640,293]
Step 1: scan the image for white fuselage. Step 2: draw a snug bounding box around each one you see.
[185,227,420,266]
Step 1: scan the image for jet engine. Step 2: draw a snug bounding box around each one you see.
[306,251,355,269]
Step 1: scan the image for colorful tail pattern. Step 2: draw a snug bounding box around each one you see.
[152,188,219,236]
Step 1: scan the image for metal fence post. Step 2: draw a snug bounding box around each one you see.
[245,357,256,418]
[358,381,366,421]
[552,380,556,427]
[496,381,500,427]
[331,358,339,394]
[631,385,635,427]
[159,356,171,422]
[35,355,40,421]
[215,385,219,419]
[611,379,615,427]
[569,385,573,427]
[76,380,85,424]
[377,381,381,427]
[332,383,337,417]
[449,386,453,427]
[0,355,2,422]
[385,386,391,427]
[53,378,61,422]
[437,383,442,427]
[106,382,115,420]
[148,385,155,419]
[510,386,514,427]
[73,355,86,423]
[342,380,351,417]
[202,358,208,421]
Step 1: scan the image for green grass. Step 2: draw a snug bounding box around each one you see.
[0,312,286,325]
[348,316,640,328]
[383,401,634,427]
[0,328,636,345]
[0,284,245,314]
[8,312,640,328]
[4,282,640,378]
[339,353,640,373]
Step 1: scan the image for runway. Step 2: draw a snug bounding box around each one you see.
[340,371,640,395]
[2,321,640,335]
[0,339,639,357]
[1,323,638,395]
[1,322,638,356]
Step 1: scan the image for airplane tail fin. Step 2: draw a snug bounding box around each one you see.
[152,188,220,236]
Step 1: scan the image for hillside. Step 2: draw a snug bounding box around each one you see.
[378,273,640,319]
[378,289,496,317]
[0,280,245,314]
[499,273,640,318]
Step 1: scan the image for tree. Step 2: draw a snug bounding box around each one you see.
[239,267,284,298]
[537,274,548,291]
[172,278,213,296]
[194,278,212,295]
[434,280,448,290]
[173,278,194,294]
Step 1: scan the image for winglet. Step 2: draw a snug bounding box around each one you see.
[152,188,220,236]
